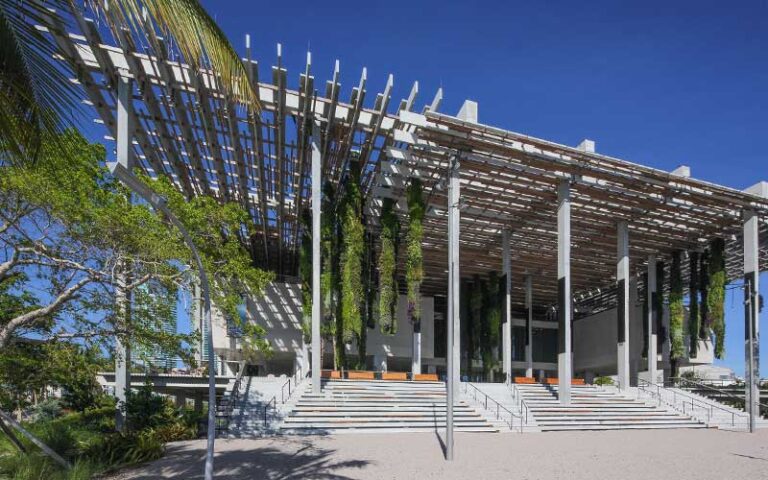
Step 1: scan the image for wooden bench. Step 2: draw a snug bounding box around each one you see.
[347,370,375,380]
[381,372,408,381]
[514,376,536,384]
[321,370,341,379]
[413,373,439,382]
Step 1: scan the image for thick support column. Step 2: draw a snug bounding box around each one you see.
[311,122,322,394]
[502,228,512,382]
[617,221,630,390]
[412,329,422,375]
[114,77,132,432]
[525,274,533,377]
[744,209,760,433]
[446,154,460,461]
[647,255,658,384]
[557,180,572,405]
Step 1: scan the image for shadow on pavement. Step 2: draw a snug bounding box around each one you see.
[113,438,371,480]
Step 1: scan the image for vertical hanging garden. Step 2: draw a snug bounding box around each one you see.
[688,251,699,358]
[340,160,365,366]
[698,249,710,340]
[669,251,685,364]
[378,198,400,335]
[707,238,727,359]
[405,179,424,333]
[298,209,312,342]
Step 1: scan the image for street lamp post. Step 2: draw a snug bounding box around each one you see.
[107,162,217,480]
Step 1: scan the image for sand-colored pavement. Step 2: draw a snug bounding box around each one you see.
[105,429,768,480]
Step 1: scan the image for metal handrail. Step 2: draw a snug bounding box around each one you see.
[671,377,768,410]
[464,382,522,433]
[281,366,310,404]
[636,378,747,426]
[508,383,530,428]
[263,396,276,428]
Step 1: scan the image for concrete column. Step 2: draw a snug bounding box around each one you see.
[446,154,460,461]
[114,76,133,432]
[502,228,512,382]
[647,255,658,384]
[374,354,387,372]
[557,180,572,405]
[311,122,322,394]
[412,328,422,375]
[743,209,760,433]
[617,221,630,390]
[525,274,533,377]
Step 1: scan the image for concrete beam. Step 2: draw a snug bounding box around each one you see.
[457,100,478,123]
[502,228,512,382]
[557,180,572,405]
[744,209,760,433]
[647,254,658,384]
[311,122,322,394]
[525,274,533,378]
[617,221,630,390]
[576,139,595,153]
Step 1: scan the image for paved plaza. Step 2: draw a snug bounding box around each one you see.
[107,429,768,480]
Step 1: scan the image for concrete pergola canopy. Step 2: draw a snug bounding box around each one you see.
[40,7,768,309]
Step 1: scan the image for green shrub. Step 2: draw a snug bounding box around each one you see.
[32,398,63,422]
[92,430,164,467]
[594,376,614,386]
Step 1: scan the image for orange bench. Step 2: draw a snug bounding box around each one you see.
[347,370,375,380]
[514,376,536,384]
[544,378,585,385]
[413,373,439,382]
[321,370,341,379]
[381,372,408,381]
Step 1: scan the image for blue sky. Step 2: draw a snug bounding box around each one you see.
[199,1,767,375]
[102,1,766,376]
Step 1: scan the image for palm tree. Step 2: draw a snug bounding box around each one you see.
[0,0,257,165]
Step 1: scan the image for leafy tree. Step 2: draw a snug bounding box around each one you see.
[378,198,399,335]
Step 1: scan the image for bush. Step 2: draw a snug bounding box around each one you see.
[91,430,164,467]
[594,376,614,386]
[32,398,63,422]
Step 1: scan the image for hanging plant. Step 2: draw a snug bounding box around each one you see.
[470,275,484,363]
[298,209,312,342]
[707,238,727,359]
[378,198,399,335]
[656,261,666,352]
[320,181,342,368]
[484,272,502,376]
[340,160,365,349]
[699,249,710,340]
[641,272,649,358]
[405,179,425,331]
[688,251,699,358]
[669,251,685,360]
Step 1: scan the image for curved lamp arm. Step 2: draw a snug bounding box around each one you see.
[108,162,216,480]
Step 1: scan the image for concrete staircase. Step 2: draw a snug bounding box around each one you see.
[661,387,768,431]
[225,375,306,437]
[517,383,706,431]
[281,379,498,434]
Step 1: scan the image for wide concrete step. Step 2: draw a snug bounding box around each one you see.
[280,425,499,434]
[538,423,707,431]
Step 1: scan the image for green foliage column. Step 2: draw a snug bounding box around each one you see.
[298,209,312,342]
[669,251,685,364]
[688,251,700,358]
[707,238,727,359]
[340,161,365,367]
[698,250,710,340]
[406,179,425,332]
[378,198,399,335]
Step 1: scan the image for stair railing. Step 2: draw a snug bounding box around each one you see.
[262,396,276,428]
[464,382,522,433]
[509,383,531,426]
[670,377,768,413]
[636,378,746,426]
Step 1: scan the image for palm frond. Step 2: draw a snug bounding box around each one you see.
[0,0,83,165]
[107,0,258,108]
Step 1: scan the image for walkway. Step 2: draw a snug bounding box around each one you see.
[107,429,768,480]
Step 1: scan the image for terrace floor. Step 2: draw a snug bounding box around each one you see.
[105,428,768,480]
